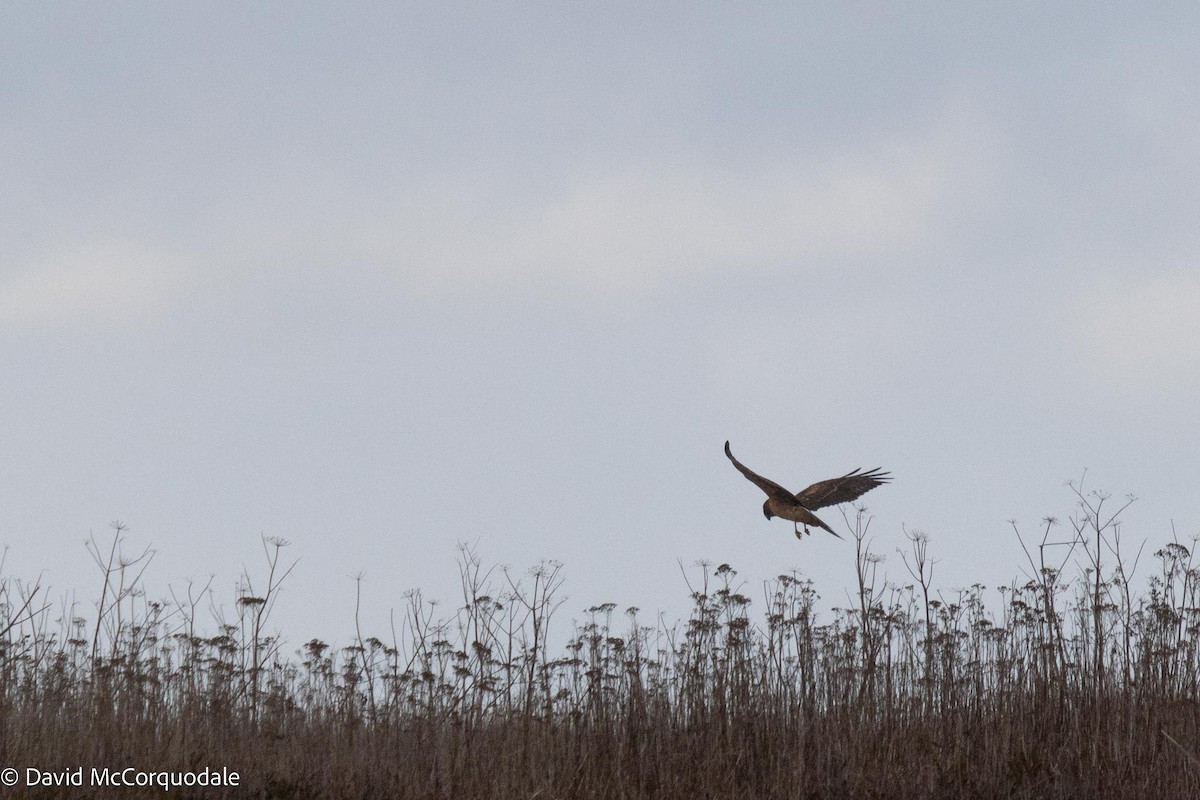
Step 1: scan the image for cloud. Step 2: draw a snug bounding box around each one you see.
[350,153,954,298]
[1074,271,1200,388]
[5,110,989,317]
[262,111,992,301]
[0,239,193,330]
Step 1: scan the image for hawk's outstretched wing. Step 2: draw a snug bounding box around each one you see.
[795,468,891,511]
[724,441,794,501]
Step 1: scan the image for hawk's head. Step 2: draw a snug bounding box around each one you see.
[762,500,774,521]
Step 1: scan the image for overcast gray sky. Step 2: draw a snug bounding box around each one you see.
[4,4,1199,646]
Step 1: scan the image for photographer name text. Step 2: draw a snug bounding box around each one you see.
[11,766,240,791]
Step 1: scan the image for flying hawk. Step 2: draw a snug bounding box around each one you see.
[724,441,890,539]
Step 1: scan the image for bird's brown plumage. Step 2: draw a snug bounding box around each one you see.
[724,441,891,539]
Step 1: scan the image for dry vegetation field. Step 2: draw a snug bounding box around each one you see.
[2,483,1200,798]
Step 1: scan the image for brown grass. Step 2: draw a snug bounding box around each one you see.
[2,481,1199,798]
